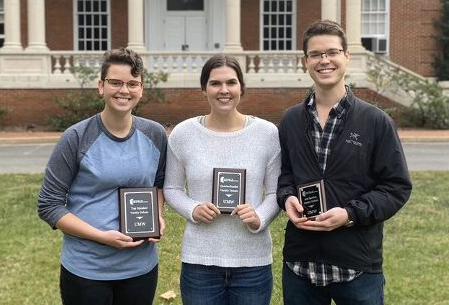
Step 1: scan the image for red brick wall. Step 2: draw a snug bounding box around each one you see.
[389,0,441,77]
[46,0,73,50]
[0,88,399,129]
[241,0,260,50]
[111,0,128,48]
[296,0,321,51]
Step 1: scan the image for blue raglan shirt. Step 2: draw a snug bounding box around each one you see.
[38,114,167,280]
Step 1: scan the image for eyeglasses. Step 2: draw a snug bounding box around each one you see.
[306,49,344,60]
[104,78,143,92]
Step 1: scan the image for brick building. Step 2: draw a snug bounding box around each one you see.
[0,0,443,128]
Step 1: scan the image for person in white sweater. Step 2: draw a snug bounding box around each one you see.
[163,55,281,305]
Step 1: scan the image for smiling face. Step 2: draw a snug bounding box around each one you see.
[204,65,242,116]
[304,34,349,91]
[98,64,143,115]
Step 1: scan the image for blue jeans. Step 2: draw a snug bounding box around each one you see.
[282,263,385,305]
[181,263,273,305]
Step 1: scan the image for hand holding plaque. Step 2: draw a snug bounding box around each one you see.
[212,168,246,214]
[298,180,327,220]
[119,187,160,240]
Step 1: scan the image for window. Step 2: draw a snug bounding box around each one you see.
[0,0,4,48]
[361,0,389,54]
[74,0,110,51]
[261,0,296,50]
[167,0,204,11]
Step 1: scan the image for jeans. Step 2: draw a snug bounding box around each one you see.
[60,264,158,305]
[282,263,385,305]
[181,262,273,305]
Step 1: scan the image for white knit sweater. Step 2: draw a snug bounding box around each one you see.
[163,117,281,267]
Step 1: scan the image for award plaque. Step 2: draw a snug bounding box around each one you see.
[212,168,246,213]
[298,180,327,220]
[119,187,160,239]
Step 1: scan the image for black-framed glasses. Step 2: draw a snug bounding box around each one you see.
[104,78,143,92]
[306,49,344,60]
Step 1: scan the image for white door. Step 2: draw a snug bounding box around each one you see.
[164,16,206,51]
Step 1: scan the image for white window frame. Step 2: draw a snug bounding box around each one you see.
[259,0,297,51]
[361,0,390,54]
[0,0,5,48]
[73,0,111,51]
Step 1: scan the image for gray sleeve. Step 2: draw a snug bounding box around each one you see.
[37,128,81,228]
[134,117,167,188]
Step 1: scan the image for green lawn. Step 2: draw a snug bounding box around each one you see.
[0,172,448,304]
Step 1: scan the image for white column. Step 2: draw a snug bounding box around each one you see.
[127,0,146,52]
[26,0,49,52]
[223,0,243,52]
[321,0,338,22]
[345,0,364,50]
[0,0,22,52]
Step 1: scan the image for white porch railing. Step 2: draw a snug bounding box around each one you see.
[48,50,305,75]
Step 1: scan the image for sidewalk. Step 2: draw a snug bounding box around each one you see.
[1,129,449,144]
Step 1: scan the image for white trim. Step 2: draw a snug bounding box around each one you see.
[73,0,111,51]
[259,0,297,50]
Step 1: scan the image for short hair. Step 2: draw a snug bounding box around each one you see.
[100,48,144,81]
[200,55,246,96]
[302,20,347,55]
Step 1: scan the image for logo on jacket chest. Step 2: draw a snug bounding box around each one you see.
[345,132,363,147]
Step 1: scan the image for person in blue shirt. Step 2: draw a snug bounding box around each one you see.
[38,48,167,305]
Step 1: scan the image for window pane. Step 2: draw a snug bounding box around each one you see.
[380,0,386,10]
[102,41,107,50]
[94,41,100,50]
[264,40,269,50]
[372,0,378,11]
[271,28,277,39]
[286,40,292,50]
[78,0,84,12]
[271,1,277,11]
[86,0,91,12]
[94,15,99,26]
[94,28,99,39]
[279,1,285,12]
[102,27,107,39]
[279,14,284,25]
[86,40,92,50]
[79,28,84,38]
[101,1,107,12]
[86,28,92,39]
[279,27,284,38]
[79,41,84,50]
[264,0,269,12]
[102,15,107,25]
[286,1,292,11]
[286,14,292,25]
[271,14,277,25]
[271,40,277,50]
[167,0,204,11]
[0,38,4,48]
[286,27,291,38]
[264,27,269,38]
[86,15,92,26]
[93,1,99,12]
[362,0,370,11]
[78,15,84,26]
[279,40,284,50]
[264,14,269,25]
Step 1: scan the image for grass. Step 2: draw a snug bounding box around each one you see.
[0,172,448,304]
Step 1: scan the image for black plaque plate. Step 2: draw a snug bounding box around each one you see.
[119,187,160,239]
[212,168,246,213]
[298,180,327,220]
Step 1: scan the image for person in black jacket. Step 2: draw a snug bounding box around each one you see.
[277,20,412,305]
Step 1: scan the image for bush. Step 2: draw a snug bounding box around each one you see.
[367,56,449,129]
[0,106,10,129]
[49,65,168,131]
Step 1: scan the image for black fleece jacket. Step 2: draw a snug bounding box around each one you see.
[277,89,412,272]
